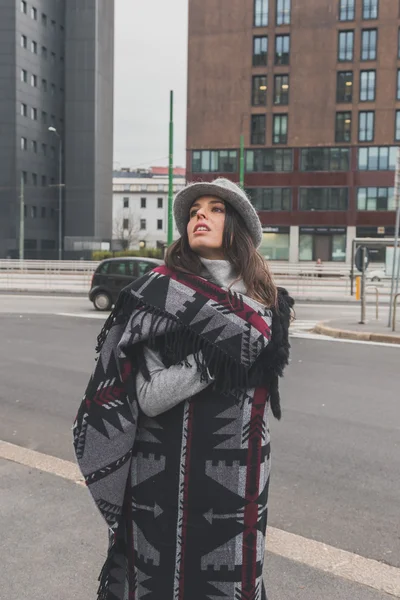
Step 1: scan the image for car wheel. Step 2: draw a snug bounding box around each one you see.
[93,292,112,311]
[371,276,380,282]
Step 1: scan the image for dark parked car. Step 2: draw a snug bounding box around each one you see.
[89,257,163,310]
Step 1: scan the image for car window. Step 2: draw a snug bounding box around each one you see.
[97,261,110,274]
[108,261,127,276]
[137,261,155,277]
[126,261,138,277]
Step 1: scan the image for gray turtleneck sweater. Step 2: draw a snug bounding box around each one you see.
[136,259,263,417]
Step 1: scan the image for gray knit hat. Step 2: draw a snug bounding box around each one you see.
[174,178,263,248]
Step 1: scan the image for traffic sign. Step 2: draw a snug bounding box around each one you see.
[355,246,370,272]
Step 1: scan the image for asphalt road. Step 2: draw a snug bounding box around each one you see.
[0,295,399,599]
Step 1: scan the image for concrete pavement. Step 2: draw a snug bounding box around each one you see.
[313,317,400,344]
[1,455,397,600]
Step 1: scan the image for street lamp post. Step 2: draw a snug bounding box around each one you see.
[48,126,63,260]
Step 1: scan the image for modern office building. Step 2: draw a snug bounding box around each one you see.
[0,0,114,259]
[112,167,186,250]
[187,0,399,263]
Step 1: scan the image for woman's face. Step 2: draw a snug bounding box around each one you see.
[187,196,226,259]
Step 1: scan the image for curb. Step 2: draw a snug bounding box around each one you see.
[313,323,400,345]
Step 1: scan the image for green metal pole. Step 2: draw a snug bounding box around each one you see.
[19,172,24,261]
[168,90,174,246]
[239,133,245,189]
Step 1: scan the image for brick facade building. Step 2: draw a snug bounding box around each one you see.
[187,0,399,263]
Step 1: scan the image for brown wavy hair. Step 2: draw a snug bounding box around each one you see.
[165,201,277,308]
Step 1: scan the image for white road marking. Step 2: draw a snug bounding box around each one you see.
[0,294,85,300]
[56,311,106,319]
[1,439,399,596]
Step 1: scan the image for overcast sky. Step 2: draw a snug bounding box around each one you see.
[113,0,188,170]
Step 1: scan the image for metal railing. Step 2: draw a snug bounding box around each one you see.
[366,286,380,320]
[392,294,400,332]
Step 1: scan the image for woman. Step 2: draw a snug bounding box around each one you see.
[73,177,293,600]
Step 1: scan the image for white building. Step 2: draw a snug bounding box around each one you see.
[112,169,186,250]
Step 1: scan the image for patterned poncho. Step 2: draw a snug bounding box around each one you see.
[73,266,293,600]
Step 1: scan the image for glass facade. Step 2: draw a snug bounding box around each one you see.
[192,150,238,173]
[299,188,348,210]
[246,187,292,210]
[300,148,349,171]
[299,229,347,262]
[358,146,397,170]
[259,232,290,260]
[357,187,395,210]
[245,149,293,172]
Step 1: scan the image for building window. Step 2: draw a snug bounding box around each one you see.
[30,74,37,87]
[358,111,374,142]
[157,219,163,230]
[192,150,238,173]
[42,13,47,26]
[123,197,129,208]
[21,1,27,13]
[363,0,378,19]
[158,197,163,208]
[22,171,28,184]
[20,69,27,82]
[251,115,266,145]
[21,35,27,48]
[140,219,146,230]
[338,30,354,61]
[21,137,27,151]
[254,0,268,26]
[31,206,37,218]
[259,231,290,260]
[275,34,290,65]
[41,175,47,187]
[31,40,37,54]
[252,76,267,106]
[299,188,349,210]
[361,29,377,60]
[41,111,47,124]
[20,103,27,117]
[301,147,350,171]
[357,187,395,210]
[273,114,288,144]
[246,149,293,172]
[358,146,397,170]
[31,140,37,153]
[336,71,353,102]
[397,70,400,100]
[32,173,37,187]
[31,6,37,20]
[51,19,56,29]
[30,107,37,121]
[51,52,56,63]
[51,83,56,96]
[360,70,376,101]
[253,36,268,66]
[41,207,46,218]
[42,78,47,91]
[42,46,47,59]
[299,231,346,262]
[140,197,146,208]
[335,111,352,142]
[42,143,47,156]
[50,146,56,159]
[274,74,289,105]
[246,188,292,210]
[339,0,355,21]
[123,219,129,230]
[276,0,291,25]
[396,111,400,141]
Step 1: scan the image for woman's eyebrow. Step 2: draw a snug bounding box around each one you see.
[191,199,225,208]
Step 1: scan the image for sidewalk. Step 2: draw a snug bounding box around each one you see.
[313,317,400,344]
[0,456,397,600]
